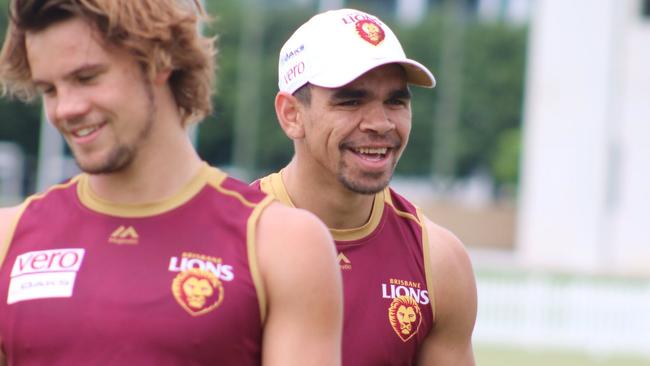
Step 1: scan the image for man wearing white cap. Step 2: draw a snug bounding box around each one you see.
[253,8,477,365]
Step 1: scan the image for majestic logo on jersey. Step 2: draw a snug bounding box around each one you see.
[168,252,234,281]
[355,19,385,46]
[336,252,352,270]
[172,268,224,316]
[388,296,422,342]
[109,225,139,245]
[7,248,85,304]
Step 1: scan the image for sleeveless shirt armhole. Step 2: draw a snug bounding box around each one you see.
[383,188,420,224]
[0,201,30,271]
[246,194,276,324]
[1,176,82,270]
[416,207,436,322]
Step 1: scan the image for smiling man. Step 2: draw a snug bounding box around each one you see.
[254,8,478,365]
[0,1,342,365]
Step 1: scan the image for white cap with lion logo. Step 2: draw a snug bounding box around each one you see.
[278,8,435,94]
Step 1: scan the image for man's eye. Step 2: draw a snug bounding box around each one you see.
[37,86,55,96]
[78,74,95,83]
[338,100,360,107]
[387,98,406,106]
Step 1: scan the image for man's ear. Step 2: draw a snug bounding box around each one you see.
[275,92,305,139]
[153,68,172,86]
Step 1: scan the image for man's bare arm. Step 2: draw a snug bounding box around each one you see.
[257,203,343,366]
[0,205,21,269]
[417,218,477,366]
[0,205,22,366]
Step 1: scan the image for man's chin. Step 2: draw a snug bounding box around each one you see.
[74,150,132,175]
[339,173,392,195]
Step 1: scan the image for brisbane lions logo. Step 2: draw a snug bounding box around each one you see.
[388,295,422,342]
[172,268,223,316]
[355,19,385,46]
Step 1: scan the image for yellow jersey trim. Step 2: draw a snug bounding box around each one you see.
[384,187,421,225]
[417,207,436,321]
[259,172,292,206]
[246,194,275,322]
[385,190,434,319]
[208,172,258,208]
[261,172,384,241]
[0,178,80,269]
[77,163,214,217]
[329,193,384,241]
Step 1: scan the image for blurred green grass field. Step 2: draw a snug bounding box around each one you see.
[475,345,650,366]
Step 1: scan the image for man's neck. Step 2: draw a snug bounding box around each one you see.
[281,161,376,230]
[87,118,203,205]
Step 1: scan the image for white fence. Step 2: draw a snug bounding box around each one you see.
[474,268,650,357]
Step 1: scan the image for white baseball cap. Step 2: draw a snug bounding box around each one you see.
[278,8,435,94]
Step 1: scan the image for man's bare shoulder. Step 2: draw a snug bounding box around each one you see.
[424,218,472,266]
[0,204,24,269]
[257,201,333,253]
[423,217,475,302]
[417,216,477,365]
[254,202,343,365]
[0,205,22,239]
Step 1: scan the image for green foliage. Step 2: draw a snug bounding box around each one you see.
[458,20,527,183]
[198,0,312,175]
[199,3,529,188]
[0,0,41,190]
[391,15,443,176]
[0,0,528,194]
[491,127,521,186]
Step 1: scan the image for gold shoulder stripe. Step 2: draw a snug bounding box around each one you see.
[258,175,275,197]
[265,171,294,207]
[246,194,275,323]
[208,174,258,209]
[416,207,436,321]
[0,177,80,269]
[384,188,421,225]
[29,175,81,202]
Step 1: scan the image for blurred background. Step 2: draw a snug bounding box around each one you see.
[1,0,649,364]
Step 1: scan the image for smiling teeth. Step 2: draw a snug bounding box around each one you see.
[356,147,387,155]
[74,126,98,137]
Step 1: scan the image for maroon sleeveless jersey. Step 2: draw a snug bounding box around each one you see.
[0,164,273,365]
[255,173,435,366]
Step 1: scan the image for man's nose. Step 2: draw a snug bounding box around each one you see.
[49,87,91,125]
[359,103,395,135]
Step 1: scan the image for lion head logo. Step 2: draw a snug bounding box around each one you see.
[172,268,223,316]
[388,296,422,342]
[355,19,385,46]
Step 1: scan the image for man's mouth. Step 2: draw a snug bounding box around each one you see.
[71,122,106,138]
[351,147,389,161]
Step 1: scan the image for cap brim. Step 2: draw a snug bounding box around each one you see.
[309,57,435,90]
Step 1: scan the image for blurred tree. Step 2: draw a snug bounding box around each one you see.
[0,0,527,195]
[457,20,526,188]
[201,0,312,178]
[392,11,526,192]
[0,0,41,193]
[491,127,521,189]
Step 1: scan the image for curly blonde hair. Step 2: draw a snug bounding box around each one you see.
[0,0,216,126]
